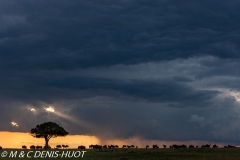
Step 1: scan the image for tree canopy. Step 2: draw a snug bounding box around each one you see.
[30,122,69,148]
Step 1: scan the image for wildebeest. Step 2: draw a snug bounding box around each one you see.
[171,144,187,149]
[171,144,179,149]
[228,145,235,148]
[108,145,118,149]
[127,145,134,148]
[36,146,42,149]
[62,145,69,149]
[163,145,166,148]
[224,145,235,148]
[103,145,108,149]
[30,145,35,149]
[94,145,102,150]
[56,145,62,149]
[78,145,86,150]
[189,145,195,148]
[153,145,159,149]
[122,145,127,148]
[89,144,102,150]
[146,145,149,149]
[44,146,51,149]
[89,144,93,149]
[213,144,218,148]
[201,144,210,148]
[22,145,27,149]
[181,144,187,148]
[105,144,119,151]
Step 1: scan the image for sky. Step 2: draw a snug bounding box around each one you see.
[1,0,240,147]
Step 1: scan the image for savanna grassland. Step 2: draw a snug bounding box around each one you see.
[1,148,240,160]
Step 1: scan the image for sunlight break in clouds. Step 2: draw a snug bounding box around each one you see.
[44,106,55,112]
[11,121,19,127]
[27,105,37,114]
[44,105,76,122]
[214,88,240,102]
[43,105,96,131]
[30,108,35,112]
[228,91,240,102]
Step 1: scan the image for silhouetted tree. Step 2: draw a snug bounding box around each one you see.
[30,122,68,148]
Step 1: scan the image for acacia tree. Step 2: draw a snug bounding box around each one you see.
[30,122,69,148]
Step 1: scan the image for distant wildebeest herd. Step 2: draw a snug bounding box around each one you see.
[145,144,236,149]
[21,145,69,149]
[80,144,236,150]
[0,144,237,150]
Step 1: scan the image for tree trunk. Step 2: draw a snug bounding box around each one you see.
[44,136,49,148]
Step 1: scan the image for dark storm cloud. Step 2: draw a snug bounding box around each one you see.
[1,0,240,145]
[66,96,240,144]
[0,69,218,107]
[0,0,240,70]
[38,77,218,106]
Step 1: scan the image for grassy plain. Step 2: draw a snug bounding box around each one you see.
[1,148,240,160]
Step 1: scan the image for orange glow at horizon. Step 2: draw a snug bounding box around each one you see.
[0,131,100,149]
[0,131,228,149]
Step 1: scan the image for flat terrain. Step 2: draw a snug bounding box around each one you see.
[1,148,240,160]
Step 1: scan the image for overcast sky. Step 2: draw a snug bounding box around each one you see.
[1,0,240,145]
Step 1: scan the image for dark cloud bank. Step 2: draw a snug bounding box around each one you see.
[1,0,240,145]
